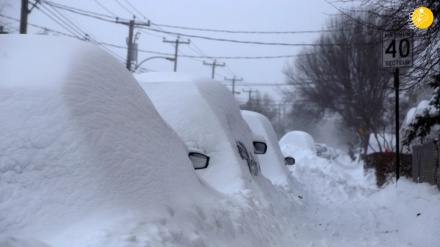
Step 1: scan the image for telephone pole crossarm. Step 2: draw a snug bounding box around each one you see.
[163,36,190,72]
[242,88,257,107]
[225,76,243,95]
[203,60,225,79]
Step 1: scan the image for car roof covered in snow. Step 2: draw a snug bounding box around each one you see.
[0,35,215,241]
[279,130,317,155]
[136,72,259,194]
[241,110,294,188]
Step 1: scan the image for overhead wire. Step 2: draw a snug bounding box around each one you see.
[42,2,354,47]
[21,1,361,78]
[114,0,136,17]
[93,0,118,17]
[151,22,347,35]
[2,11,125,63]
[141,27,350,47]
[45,0,119,21]
[39,2,129,62]
[0,14,76,38]
[123,0,149,20]
[37,4,84,38]
[45,2,91,39]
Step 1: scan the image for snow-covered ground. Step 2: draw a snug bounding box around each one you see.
[1,35,440,247]
[282,144,440,247]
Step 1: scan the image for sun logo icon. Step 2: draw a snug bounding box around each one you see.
[410,7,434,29]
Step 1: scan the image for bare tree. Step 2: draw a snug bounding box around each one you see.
[330,0,440,90]
[283,12,392,154]
[338,0,440,147]
[0,1,12,33]
[240,92,278,122]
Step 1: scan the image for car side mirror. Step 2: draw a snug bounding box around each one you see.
[188,152,210,170]
[285,156,295,166]
[253,141,267,154]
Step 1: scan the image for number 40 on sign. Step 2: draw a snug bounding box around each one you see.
[382,30,413,68]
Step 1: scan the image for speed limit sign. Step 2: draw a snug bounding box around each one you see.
[382,30,413,68]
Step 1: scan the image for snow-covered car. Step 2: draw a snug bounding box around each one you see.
[0,35,217,245]
[251,132,269,155]
[188,147,211,170]
[136,72,262,194]
[328,147,339,159]
[315,143,332,159]
[279,130,317,158]
[242,110,296,188]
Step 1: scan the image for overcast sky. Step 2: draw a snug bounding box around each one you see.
[2,0,355,103]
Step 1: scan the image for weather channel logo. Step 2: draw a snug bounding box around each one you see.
[409,6,434,29]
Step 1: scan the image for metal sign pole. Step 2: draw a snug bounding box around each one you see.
[395,68,400,181]
[382,30,413,183]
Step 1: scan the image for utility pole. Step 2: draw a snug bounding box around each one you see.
[225,76,243,95]
[116,17,150,71]
[20,0,40,34]
[203,60,225,79]
[20,0,28,34]
[278,103,282,130]
[163,36,190,72]
[0,26,8,34]
[242,88,257,108]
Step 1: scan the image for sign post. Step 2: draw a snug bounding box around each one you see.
[382,30,413,182]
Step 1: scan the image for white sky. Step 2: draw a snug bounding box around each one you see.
[2,0,354,103]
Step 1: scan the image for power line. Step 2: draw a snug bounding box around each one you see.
[44,1,125,22]
[114,0,136,17]
[123,0,149,20]
[94,0,117,17]
[1,14,125,62]
[225,76,243,95]
[43,3,87,38]
[45,0,114,19]
[92,38,311,60]
[37,5,85,38]
[163,36,190,72]
[143,27,350,47]
[41,2,367,47]
[151,22,347,35]
[1,13,74,37]
[203,60,225,79]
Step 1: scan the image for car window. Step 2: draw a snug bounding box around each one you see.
[236,141,260,176]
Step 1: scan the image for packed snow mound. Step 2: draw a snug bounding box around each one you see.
[279,130,316,156]
[136,72,259,194]
[0,35,214,245]
[241,110,294,188]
